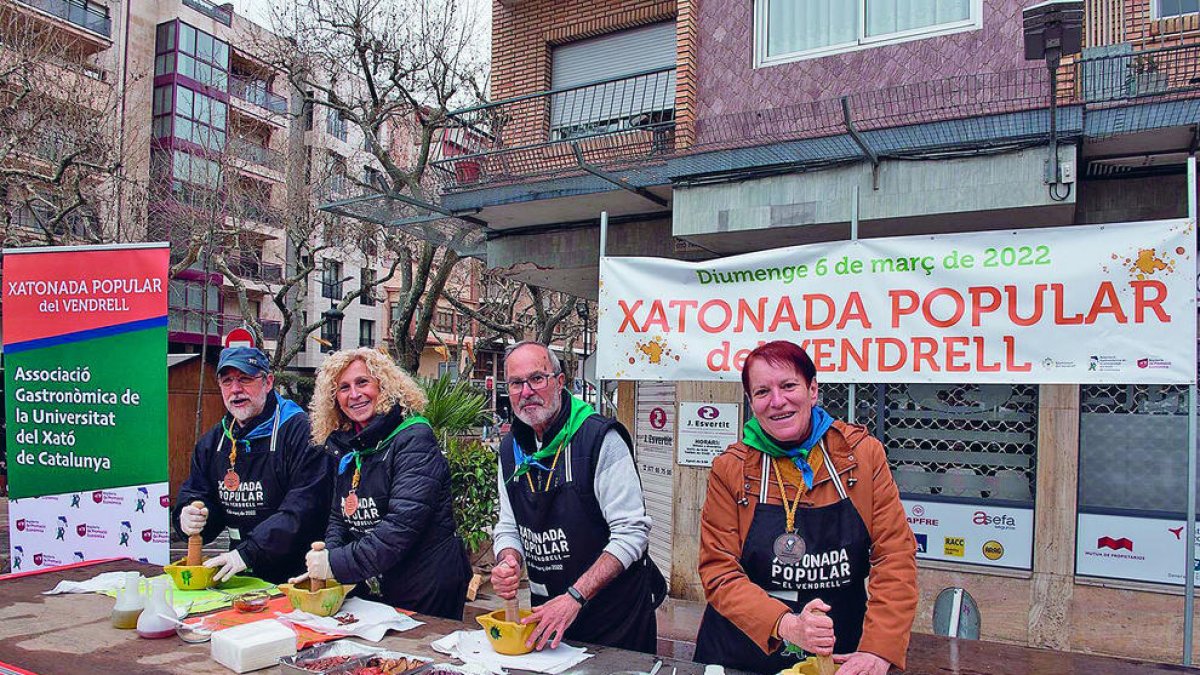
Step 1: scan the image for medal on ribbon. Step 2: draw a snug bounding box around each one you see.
[222,420,242,491]
[771,457,806,564]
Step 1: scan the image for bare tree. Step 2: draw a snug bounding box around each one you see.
[256,0,488,372]
[442,263,589,370]
[153,133,409,371]
[0,11,143,246]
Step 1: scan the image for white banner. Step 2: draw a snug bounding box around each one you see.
[1076,512,1200,585]
[904,500,1033,570]
[598,220,1196,383]
[8,483,170,572]
[677,402,740,467]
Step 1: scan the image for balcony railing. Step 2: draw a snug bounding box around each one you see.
[16,0,111,37]
[226,255,283,283]
[230,75,289,114]
[431,44,1200,191]
[168,307,228,343]
[432,67,676,188]
[229,136,285,172]
[181,0,231,26]
[1077,42,1200,104]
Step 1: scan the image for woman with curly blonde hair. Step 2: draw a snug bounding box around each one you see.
[292,347,470,619]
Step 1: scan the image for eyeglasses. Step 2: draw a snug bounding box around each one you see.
[218,374,266,389]
[505,372,556,394]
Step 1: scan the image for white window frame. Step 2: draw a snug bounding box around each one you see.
[754,0,984,68]
[1153,0,1199,19]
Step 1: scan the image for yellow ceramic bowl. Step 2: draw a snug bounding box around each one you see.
[277,579,355,617]
[163,559,217,591]
[476,608,537,655]
[779,657,839,675]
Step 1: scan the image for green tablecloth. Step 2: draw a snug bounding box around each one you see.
[100,574,278,615]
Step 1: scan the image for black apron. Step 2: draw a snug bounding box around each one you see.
[500,418,660,653]
[215,407,282,550]
[694,443,871,674]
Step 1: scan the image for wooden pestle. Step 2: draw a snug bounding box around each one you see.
[309,542,326,592]
[186,501,204,566]
[810,607,838,675]
[502,558,520,622]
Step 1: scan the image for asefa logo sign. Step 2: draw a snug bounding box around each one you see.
[915,533,927,554]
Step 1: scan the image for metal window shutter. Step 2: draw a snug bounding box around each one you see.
[635,381,675,589]
[551,22,676,88]
[549,22,677,131]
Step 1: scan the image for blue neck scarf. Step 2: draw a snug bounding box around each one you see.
[222,393,303,452]
[740,405,835,490]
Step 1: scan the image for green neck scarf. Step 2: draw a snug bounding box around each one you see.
[741,405,834,490]
[507,395,595,483]
[338,415,431,477]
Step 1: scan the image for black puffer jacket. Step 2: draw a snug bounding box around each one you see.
[324,406,470,620]
[174,393,333,584]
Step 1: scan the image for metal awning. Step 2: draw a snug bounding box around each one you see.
[318,191,491,258]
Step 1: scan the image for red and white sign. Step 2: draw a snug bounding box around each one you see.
[597,219,1195,384]
[224,327,255,348]
[1076,512,1200,585]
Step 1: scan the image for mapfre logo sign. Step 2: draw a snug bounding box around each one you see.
[907,503,939,527]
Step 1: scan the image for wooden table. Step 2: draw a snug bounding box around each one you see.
[0,560,1195,674]
[0,560,703,675]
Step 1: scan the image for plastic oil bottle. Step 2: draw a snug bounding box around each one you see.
[110,572,145,629]
[136,576,178,639]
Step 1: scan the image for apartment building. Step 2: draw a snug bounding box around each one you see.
[0,0,449,376]
[421,0,1200,663]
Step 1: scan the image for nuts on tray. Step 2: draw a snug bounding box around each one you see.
[342,656,422,674]
[295,655,359,670]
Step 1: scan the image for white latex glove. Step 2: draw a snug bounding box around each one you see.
[204,549,246,583]
[306,547,331,580]
[180,503,208,536]
[287,548,332,585]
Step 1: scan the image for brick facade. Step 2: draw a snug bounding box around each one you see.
[693,0,1029,127]
[491,0,677,101]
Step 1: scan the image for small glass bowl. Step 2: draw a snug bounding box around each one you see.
[175,622,212,643]
[232,590,270,613]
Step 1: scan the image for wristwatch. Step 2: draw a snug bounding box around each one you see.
[565,585,588,608]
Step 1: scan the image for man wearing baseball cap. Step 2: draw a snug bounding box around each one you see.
[173,346,333,584]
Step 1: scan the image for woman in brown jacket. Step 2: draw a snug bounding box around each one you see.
[694,341,917,675]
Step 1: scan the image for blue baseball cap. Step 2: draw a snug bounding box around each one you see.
[217,346,270,376]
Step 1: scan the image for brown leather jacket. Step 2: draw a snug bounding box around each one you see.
[698,420,917,670]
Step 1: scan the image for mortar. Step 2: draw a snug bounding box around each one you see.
[476,608,538,655]
[277,579,355,617]
[163,558,217,591]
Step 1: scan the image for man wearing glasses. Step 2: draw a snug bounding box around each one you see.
[173,346,333,584]
[491,341,665,653]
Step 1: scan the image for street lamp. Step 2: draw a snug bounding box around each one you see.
[1022,1,1083,187]
[321,274,353,352]
[576,300,590,404]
